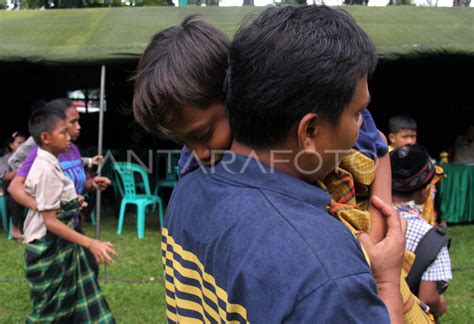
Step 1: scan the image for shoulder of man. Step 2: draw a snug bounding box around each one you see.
[172,169,372,282]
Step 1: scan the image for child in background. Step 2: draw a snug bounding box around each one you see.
[23,105,115,323]
[388,114,418,151]
[0,131,26,239]
[391,144,452,318]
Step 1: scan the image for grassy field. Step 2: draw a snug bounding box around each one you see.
[0,206,167,323]
[1,207,473,323]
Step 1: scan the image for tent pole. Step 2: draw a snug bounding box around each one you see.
[96,65,106,240]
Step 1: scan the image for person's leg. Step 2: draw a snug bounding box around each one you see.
[9,198,24,240]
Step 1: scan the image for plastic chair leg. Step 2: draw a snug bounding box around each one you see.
[8,217,12,240]
[91,209,96,225]
[117,201,127,235]
[137,203,146,239]
[1,200,8,231]
[158,200,164,228]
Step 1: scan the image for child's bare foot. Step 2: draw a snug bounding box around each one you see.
[11,226,23,241]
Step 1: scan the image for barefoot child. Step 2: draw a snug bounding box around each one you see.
[23,105,116,323]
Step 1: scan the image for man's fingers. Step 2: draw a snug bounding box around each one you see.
[372,195,401,231]
[400,217,408,237]
[371,196,394,217]
[358,232,373,251]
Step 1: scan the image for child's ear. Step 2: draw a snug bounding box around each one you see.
[40,132,49,145]
[297,113,319,150]
[388,133,396,144]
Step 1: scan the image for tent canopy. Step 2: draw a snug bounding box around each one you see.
[1,7,474,65]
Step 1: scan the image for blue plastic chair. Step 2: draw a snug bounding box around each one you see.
[7,217,12,240]
[153,153,179,196]
[113,162,163,239]
[0,180,8,232]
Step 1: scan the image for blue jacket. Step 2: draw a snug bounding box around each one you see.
[163,152,389,323]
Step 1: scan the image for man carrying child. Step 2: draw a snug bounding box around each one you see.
[134,6,406,322]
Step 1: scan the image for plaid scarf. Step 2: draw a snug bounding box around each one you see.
[323,150,434,323]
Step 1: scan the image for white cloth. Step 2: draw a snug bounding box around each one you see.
[23,148,77,243]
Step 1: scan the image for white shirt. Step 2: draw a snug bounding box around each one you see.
[23,148,77,243]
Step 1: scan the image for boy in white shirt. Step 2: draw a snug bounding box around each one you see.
[24,105,116,323]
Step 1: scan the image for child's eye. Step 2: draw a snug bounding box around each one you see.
[355,111,362,121]
[195,129,213,141]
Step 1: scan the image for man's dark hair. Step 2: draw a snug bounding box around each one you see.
[226,5,377,149]
[388,114,417,134]
[28,106,66,145]
[132,15,230,138]
[47,98,74,112]
[31,98,73,113]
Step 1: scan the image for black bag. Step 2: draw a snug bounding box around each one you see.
[405,226,451,296]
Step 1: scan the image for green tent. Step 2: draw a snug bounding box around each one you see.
[1,7,474,65]
[1,7,473,229]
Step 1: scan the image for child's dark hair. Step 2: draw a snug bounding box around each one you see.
[132,15,230,138]
[388,114,417,134]
[391,144,435,197]
[3,131,26,152]
[226,5,377,149]
[28,106,66,145]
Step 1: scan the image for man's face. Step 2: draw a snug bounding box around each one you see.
[301,77,369,182]
[65,107,81,142]
[165,103,233,165]
[389,129,417,149]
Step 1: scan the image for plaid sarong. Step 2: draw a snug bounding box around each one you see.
[25,200,114,324]
[323,150,434,324]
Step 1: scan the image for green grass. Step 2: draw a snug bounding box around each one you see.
[0,206,167,323]
[443,224,474,323]
[1,209,473,323]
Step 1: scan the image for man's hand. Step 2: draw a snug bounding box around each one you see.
[91,176,111,191]
[359,195,407,324]
[360,195,406,285]
[91,155,104,166]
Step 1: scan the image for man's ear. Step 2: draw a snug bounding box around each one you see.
[297,113,319,150]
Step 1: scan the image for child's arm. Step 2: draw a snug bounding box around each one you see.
[418,281,448,316]
[8,175,37,210]
[42,210,117,264]
[368,131,392,243]
[360,196,405,324]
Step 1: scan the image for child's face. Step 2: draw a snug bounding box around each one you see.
[389,129,417,149]
[166,103,232,165]
[42,119,71,155]
[9,136,26,153]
